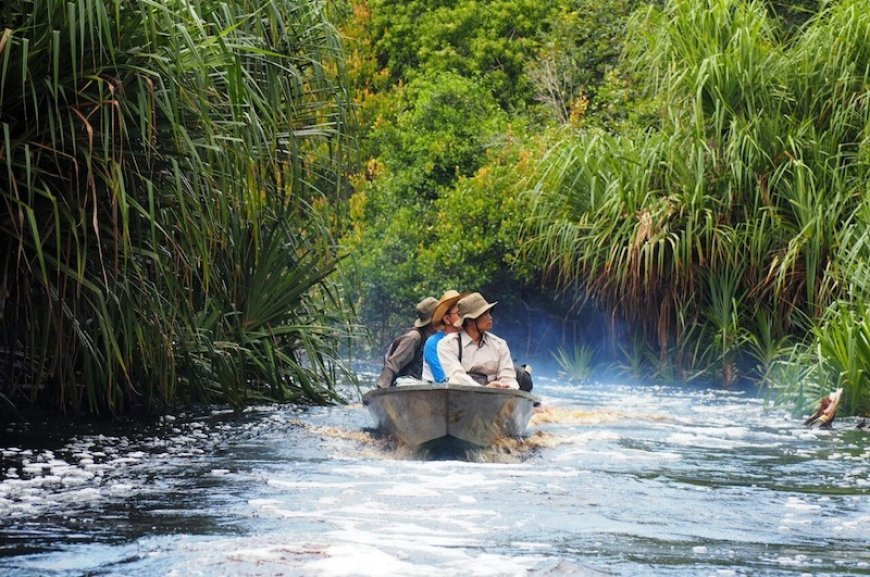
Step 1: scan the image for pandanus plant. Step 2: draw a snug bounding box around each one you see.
[523,0,870,408]
[1,0,358,415]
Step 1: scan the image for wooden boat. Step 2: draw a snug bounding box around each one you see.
[362,383,540,450]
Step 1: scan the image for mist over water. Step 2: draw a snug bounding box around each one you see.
[483,290,621,380]
[2,373,869,577]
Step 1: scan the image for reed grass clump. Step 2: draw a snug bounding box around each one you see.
[553,344,596,383]
[523,0,869,412]
[1,0,357,416]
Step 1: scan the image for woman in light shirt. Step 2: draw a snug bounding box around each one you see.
[437,292,520,389]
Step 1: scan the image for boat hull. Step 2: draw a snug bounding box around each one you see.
[362,383,539,449]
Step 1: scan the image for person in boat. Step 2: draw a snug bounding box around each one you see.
[437,292,533,391]
[376,296,439,389]
[421,289,466,383]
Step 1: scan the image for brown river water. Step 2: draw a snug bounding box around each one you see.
[1,373,868,576]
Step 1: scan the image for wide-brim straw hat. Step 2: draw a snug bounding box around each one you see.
[453,292,497,327]
[413,296,439,328]
[432,290,465,330]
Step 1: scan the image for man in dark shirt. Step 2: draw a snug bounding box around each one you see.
[376,296,438,388]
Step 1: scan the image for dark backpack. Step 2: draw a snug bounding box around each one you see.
[384,328,425,381]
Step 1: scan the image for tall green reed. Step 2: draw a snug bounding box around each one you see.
[552,344,596,384]
[1,0,357,416]
[811,301,870,415]
[523,0,870,404]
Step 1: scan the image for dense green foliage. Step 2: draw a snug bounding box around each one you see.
[346,71,514,336]
[360,0,558,111]
[524,0,869,413]
[1,0,357,416]
[343,0,867,416]
[5,0,865,419]
[341,0,643,340]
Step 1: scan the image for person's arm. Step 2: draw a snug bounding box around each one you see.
[376,331,420,388]
[437,333,479,386]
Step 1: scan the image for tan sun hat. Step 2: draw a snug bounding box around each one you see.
[432,290,465,330]
[413,296,439,328]
[453,292,497,327]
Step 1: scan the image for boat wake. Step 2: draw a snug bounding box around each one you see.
[531,405,669,425]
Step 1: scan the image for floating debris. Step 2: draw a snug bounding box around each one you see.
[804,388,843,428]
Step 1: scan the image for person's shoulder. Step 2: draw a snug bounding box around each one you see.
[427,331,445,344]
[437,332,459,348]
[424,331,443,348]
[390,328,422,349]
[440,332,459,343]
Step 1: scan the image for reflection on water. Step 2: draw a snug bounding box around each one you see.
[1,377,869,576]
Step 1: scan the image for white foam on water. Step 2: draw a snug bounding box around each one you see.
[509,540,550,550]
[356,521,487,546]
[406,470,500,488]
[267,478,356,490]
[248,498,283,508]
[107,456,141,467]
[795,429,829,441]
[62,487,102,502]
[224,544,294,562]
[82,463,112,474]
[60,473,92,488]
[832,513,870,538]
[566,429,622,441]
[305,542,535,577]
[552,437,682,463]
[303,543,443,577]
[602,448,682,462]
[784,497,822,512]
[381,482,442,497]
[108,483,134,495]
[665,432,756,450]
[775,553,810,567]
[1,413,262,526]
[328,464,389,477]
[780,517,812,526]
[341,501,500,526]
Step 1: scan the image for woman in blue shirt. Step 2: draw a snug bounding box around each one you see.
[421,289,465,382]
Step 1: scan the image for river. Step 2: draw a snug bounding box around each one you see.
[1,373,868,576]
